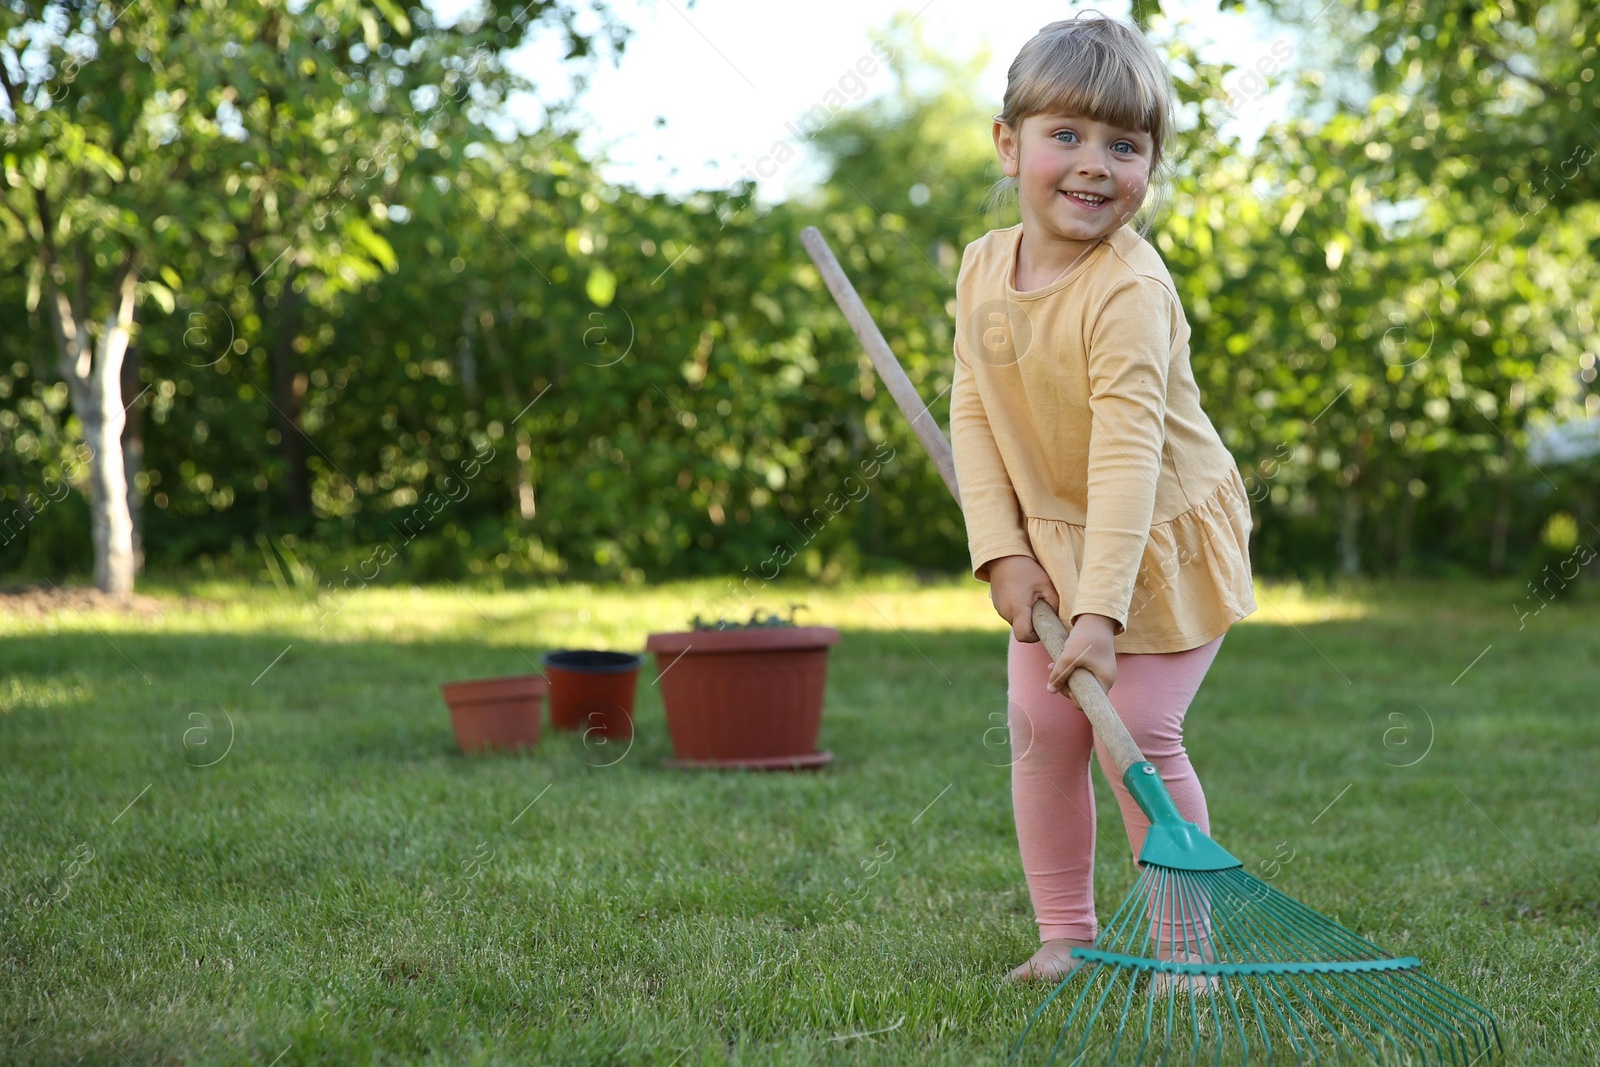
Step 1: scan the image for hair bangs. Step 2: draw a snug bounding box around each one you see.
[1025,42,1164,142]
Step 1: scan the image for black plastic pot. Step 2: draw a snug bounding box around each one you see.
[541,650,644,738]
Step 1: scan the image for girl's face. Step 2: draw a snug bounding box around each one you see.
[993,111,1154,247]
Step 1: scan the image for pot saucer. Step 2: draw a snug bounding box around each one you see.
[661,750,833,771]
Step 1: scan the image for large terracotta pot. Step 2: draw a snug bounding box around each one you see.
[541,650,644,739]
[440,674,546,753]
[644,626,839,769]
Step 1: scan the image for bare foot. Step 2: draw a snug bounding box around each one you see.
[1004,937,1096,983]
[1149,942,1217,997]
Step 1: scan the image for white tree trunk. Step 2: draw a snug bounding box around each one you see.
[50,258,138,596]
[515,429,537,520]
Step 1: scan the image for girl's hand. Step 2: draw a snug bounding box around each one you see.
[987,555,1060,643]
[1047,613,1118,695]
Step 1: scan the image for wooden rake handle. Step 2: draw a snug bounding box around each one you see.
[799,225,1148,776]
[798,226,963,505]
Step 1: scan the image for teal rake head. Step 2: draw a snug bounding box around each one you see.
[1010,761,1503,1066]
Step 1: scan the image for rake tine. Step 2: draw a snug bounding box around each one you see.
[1321,971,1433,1063]
[1343,969,1454,1062]
[1218,970,1252,1064]
[1012,959,1101,1064]
[1415,973,1501,1059]
[1416,972,1500,1061]
[1242,975,1284,1064]
[1295,970,1389,1064]
[1216,917,1280,1063]
[1203,889,1273,1062]
[1103,955,1146,1066]
[1216,883,1331,1062]
[1258,900,1361,1064]
[1044,963,1112,1067]
[1178,875,1234,1067]
[1158,972,1184,1067]
[1127,949,1158,1066]
[1169,874,1218,1067]
[1257,972,1320,1065]
[1220,887,1314,1060]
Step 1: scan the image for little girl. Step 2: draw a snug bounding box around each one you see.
[948,14,1257,983]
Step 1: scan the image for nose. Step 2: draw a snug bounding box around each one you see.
[1077,146,1111,178]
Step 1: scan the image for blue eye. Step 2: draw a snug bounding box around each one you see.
[1113,140,1136,153]
[1054,130,1079,143]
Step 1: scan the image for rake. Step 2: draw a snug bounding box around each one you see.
[799,225,1503,1065]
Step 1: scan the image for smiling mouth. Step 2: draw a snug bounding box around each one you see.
[1061,191,1110,206]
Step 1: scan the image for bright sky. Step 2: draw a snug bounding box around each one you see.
[430,0,1292,204]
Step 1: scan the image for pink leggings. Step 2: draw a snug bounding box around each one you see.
[1007,630,1225,942]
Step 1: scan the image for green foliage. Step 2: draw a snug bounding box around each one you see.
[2,3,1597,586]
[690,602,807,630]
[1170,0,1600,575]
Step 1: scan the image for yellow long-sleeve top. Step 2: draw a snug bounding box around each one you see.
[950,222,1256,654]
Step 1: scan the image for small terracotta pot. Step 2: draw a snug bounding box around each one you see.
[440,674,546,753]
[644,626,839,765]
[541,650,644,739]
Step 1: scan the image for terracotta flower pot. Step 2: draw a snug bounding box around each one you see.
[541,650,644,739]
[644,626,839,768]
[440,674,546,753]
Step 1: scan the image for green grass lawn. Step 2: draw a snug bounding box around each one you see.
[2,575,1596,1065]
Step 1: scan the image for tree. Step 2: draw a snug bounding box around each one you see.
[1252,0,1599,213]
[0,0,626,593]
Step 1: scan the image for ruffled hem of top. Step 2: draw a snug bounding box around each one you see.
[1024,467,1258,654]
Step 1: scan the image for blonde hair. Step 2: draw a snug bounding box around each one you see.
[984,12,1176,233]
